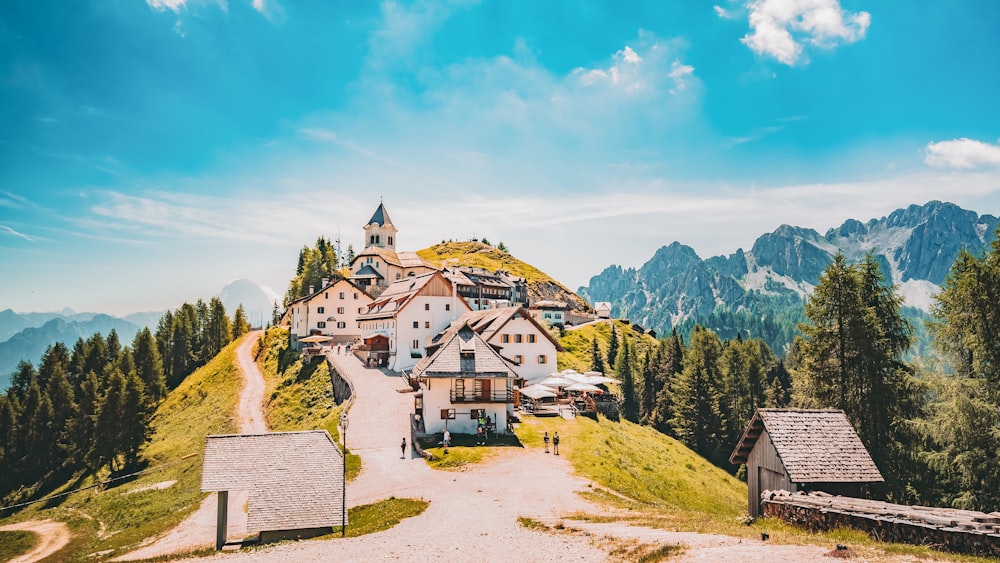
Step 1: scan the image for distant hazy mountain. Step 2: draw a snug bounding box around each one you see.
[579,201,999,353]
[218,278,276,328]
[0,315,142,390]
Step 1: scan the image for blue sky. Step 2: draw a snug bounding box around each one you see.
[2,0,999,315]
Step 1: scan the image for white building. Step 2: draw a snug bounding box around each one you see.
[412,323,519,435]
[594,302,612,319]
[356,271,472,372]
[288,278,374,348]
[528,300,568,327]
[425,307,563,383]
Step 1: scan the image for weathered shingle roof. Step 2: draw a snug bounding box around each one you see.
[730,409,884,484]
[426,307,564,356]
[413,324,518,378]
[201,431,345,532]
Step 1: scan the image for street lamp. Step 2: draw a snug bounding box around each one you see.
[339,412,349,537]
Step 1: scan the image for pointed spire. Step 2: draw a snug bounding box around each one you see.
[366,202,394,228]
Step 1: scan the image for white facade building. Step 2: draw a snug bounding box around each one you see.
[288,278,374,348]
[413,323,519,435]
[357,271,472,372]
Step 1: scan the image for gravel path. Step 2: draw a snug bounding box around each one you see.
[0,519,72,563]
[116,331,263,561]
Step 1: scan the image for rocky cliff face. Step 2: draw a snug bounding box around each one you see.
[578,201,998,352]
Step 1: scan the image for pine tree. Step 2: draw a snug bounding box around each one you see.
[8,360,37,400]
[650,330,683,435]
[71,371,101,470]
[132,328,166,405]
[203,297,232,361]
[82,333,108,380]
[232,305,251,338]
[617,337,640,423]
[0,395,18,488]
[671,326,724,462]
[119,371,149,468]
[18,380,54,475]
[590,337,605,374]
[639,346,658,424]
[45,364,76,460]
[92,368,126,471]
[607,325,619,367]
[793,251,918,494]
[155,310,176,384]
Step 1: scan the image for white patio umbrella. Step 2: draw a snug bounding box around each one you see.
[299,335,332,343]
[583,371,604,377]
[585,375,621,385]
[538,376,576,388]
[566,382,602,393]
[518,386,557,400]
[563,372,590,383]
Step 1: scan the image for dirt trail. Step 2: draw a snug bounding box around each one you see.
[0,519,72,563]
[115,331,264,561]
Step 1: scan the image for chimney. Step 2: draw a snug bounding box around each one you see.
[309,285,315,295]
[321,277,329,288]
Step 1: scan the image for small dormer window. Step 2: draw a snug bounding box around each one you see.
[388,236,393,245]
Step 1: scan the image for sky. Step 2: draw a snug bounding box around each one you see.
[2,0,999,316]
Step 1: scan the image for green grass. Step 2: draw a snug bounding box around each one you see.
[257,327,361,481]
[2,337,246,561]
[341,497,429,537]
[418,241,557,285]
[0,530,35,561]
[557,320,659,372]
[424,447,490,470]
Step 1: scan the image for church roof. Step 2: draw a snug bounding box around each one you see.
[366,202,393,228]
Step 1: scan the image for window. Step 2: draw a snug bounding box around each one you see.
[538,355,547,364]
[425,321,430,328]
[388,236,393,245]
[412,339,419,349]
[317,321,326,328]
[358,307,364,314]
[366,256,373,264]
[528,334,536,343]
[354,293,358,299]
[501,334,510,343]
[396,273,401,280]
[337,322,346,329]
[514,355,523,365]
[317,306,325,314]
[445,304,450,311]
[515,334,523,343]
[425,303,430,310]
[339,292,345,299]
[413,321,419,328]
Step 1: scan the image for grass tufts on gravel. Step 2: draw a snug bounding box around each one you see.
[342,497,429,537]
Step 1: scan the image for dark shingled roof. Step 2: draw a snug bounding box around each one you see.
[729,409,884,484]
[366,202,393,227]
[412,324,518,378]
[201,431,345,532]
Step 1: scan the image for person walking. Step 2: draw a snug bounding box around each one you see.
[443,428,451,453]
[553,431,560,455]
[543,431,550,453]
[401,437,407,459]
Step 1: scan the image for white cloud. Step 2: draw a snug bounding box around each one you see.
[0,224,36,242]
[714,5,735,19]
[925,138,1000,169]
[668,60,695,92]
[146,0,188,13]
[741,0,871,65]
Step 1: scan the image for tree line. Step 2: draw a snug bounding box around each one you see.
[604,225,1000,511]
[284,236,354,305]
[0,298,250,499]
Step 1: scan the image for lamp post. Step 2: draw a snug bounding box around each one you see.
[340,412,349,537]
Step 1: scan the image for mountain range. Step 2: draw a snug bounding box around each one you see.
[578,201,999,353]
[0,278,278,390]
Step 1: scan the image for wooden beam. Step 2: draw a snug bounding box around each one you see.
[216,490,229,551]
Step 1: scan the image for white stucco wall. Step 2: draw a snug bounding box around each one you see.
[421,378,512,435]
[488,317,558,382]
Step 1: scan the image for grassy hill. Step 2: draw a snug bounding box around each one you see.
[558,319,660,372]
[2,337,245,560]
[417,241,591,311]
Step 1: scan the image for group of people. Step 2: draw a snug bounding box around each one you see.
[476,415,493,446]
[542,431,560,455]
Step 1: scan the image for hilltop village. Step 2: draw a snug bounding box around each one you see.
[283,202,625,434]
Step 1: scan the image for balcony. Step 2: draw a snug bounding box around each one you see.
[449,389,514,403]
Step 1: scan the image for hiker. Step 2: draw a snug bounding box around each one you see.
[443,429,451,451]
[553,432,560,455]
[543,431,550,453]
[401,437,406,458]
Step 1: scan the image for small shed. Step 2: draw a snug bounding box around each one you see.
[201,431,345,549]
[729,408,884,518]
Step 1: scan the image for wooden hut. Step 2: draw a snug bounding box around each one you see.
[729,408,884,518]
